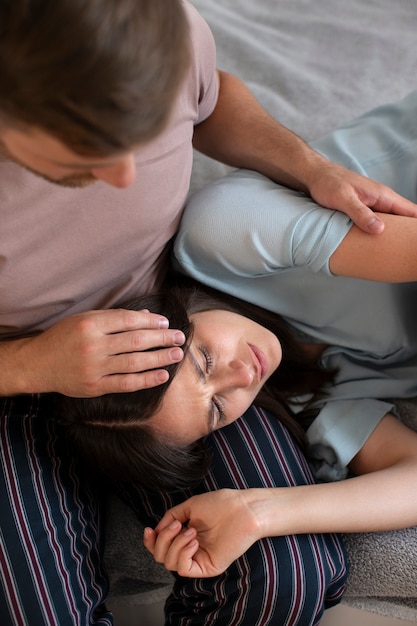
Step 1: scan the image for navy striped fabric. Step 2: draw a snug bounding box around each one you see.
[122,407,348,625]
[0,396,347,625]
[0,395,112,626]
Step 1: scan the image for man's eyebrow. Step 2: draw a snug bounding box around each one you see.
[188,349,215,432]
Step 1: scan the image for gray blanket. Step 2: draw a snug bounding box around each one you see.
[342,400,417,620]
[105,0,417,619]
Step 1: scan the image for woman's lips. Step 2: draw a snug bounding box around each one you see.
[248,344,268,381]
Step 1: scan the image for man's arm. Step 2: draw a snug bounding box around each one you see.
[193,71,417,234]
[0,309,185,397]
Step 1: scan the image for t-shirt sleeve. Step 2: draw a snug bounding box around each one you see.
[175,168,352,278]
[184,1,219,124]
[306,398,393,482]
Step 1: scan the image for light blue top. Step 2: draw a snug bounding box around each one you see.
[174,92,417,480]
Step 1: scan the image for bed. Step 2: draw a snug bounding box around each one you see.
[105,0,417,620]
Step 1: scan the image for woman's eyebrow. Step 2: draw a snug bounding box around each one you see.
[189,349,206,384]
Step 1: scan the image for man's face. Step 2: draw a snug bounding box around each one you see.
[0,126,137,188]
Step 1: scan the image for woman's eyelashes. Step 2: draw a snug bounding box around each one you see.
[200,344,213,373]
[199,344,227,428]
[212,397,226,427]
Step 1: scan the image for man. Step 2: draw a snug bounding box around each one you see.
[0,1,415,624]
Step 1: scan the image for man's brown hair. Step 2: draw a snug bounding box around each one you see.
[0,0,190,155]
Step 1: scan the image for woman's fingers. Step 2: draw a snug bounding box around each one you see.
[144,521,199,573]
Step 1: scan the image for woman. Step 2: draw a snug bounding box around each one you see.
[60,269,417,569]
[140,92,417,576]
[59,91,417,623]
[139,91,417,579]
[62,92,417,482]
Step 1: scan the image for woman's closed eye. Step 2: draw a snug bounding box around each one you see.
[199,344,227,429]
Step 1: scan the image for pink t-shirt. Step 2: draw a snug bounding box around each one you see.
[0,2,218,339]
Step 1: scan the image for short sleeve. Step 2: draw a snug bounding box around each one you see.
[183,1,219,124]
[175,169,352,279]
[306,399,393,482]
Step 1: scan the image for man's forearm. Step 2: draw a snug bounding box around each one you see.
[193,71,417,236]
[0,337,40,396]
[193,70,325,191]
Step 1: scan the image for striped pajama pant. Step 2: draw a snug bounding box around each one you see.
[0,396,346,626]
[0,395,111,626]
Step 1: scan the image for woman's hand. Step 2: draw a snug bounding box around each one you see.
[143,489,263,578]
[144,416,417,579]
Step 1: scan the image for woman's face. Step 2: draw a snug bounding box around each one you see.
[149,309,282,444]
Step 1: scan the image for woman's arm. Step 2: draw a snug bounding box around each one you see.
[329,212,417,282]
[194,71,417,235]
[144,414,417,577]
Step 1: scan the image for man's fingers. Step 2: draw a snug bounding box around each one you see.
[104,346,184,377]
[364,214,385,234]
[107,328,185,355]
[342,187,417,234]
[101,348,184,395]
[99,364,195,394]
[391,198,417,218]
[341,197,384,234]
[86,308,173,334]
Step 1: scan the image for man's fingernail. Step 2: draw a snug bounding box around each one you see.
[367,217,383,233]
[157,370,169,383]
[170,347,183,361]
[159,317,169,328]
[174,331,185,345]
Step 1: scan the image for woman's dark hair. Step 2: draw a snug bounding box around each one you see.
[0,0,189,155]
[57,280,334,490]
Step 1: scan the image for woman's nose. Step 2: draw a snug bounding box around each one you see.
[224,359,254,389]
[91,153,136,188]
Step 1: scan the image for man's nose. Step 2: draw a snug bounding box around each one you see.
[91,153,136,188]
